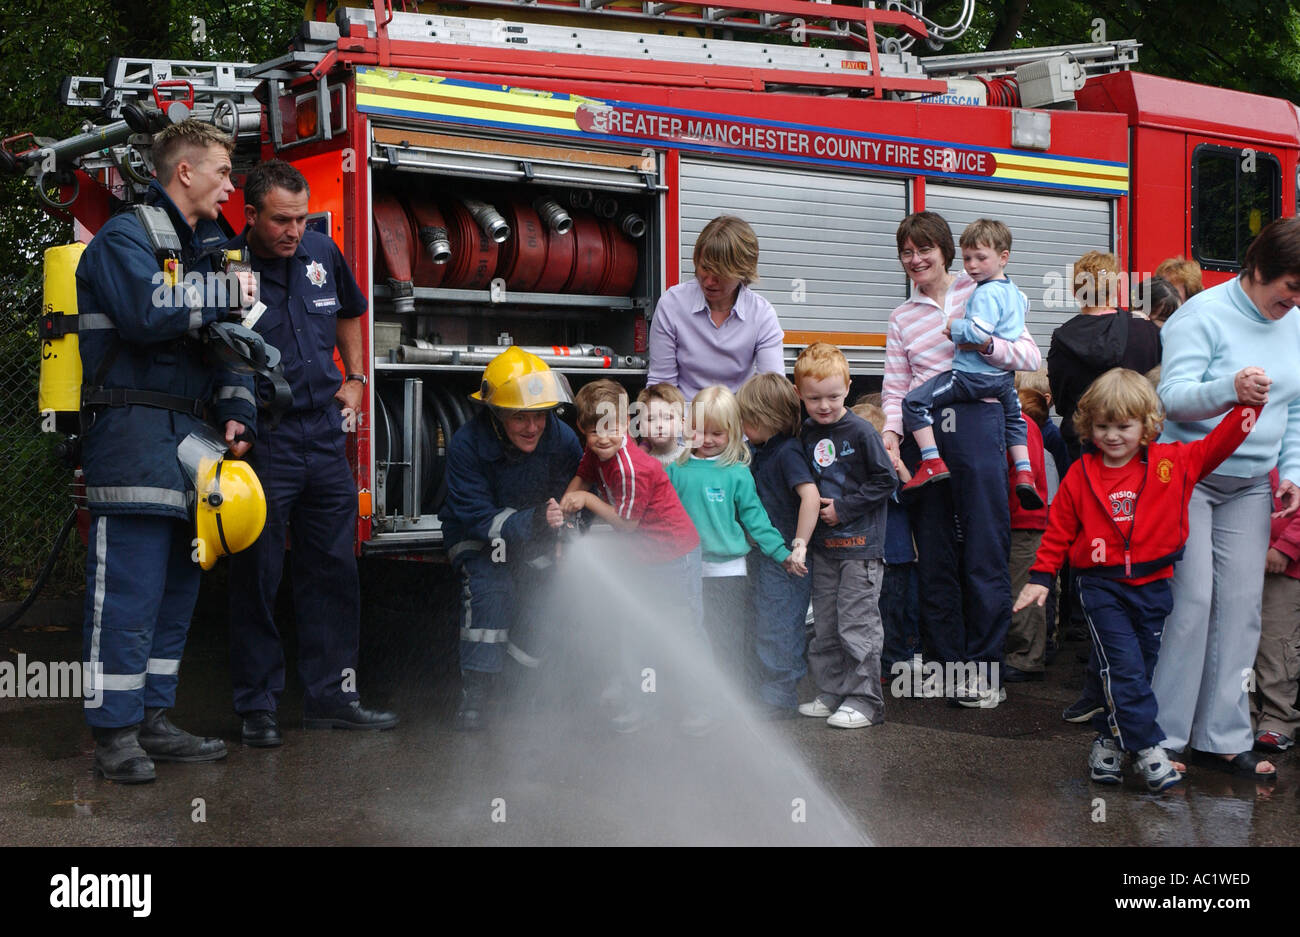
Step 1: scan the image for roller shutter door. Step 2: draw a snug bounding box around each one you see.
[678,158,910,374]
[924,184,1116,363]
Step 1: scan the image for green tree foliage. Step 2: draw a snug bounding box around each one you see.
[0,0,300,599]
[0,0,302,298]
[913,0,1300,101]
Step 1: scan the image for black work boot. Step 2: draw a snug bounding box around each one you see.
[138,708,228,763]
[454,670,495,732]
[91,726,156,784]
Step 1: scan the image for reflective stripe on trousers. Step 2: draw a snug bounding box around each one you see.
[82,514,200,727]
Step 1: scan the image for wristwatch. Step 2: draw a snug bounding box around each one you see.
[345,373,368,385]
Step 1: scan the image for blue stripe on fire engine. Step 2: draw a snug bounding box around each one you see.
[357,70,1129,195]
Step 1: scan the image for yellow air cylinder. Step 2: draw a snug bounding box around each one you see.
[37,243,87,424]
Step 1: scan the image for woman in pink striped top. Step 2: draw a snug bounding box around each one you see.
[879,211,1041,708]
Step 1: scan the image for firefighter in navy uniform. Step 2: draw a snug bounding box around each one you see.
[441,347,582,731]
[226,160,397,746]
[75,120,260,783]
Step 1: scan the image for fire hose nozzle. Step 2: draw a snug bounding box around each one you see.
[461,198,510,243]
[618,211,646,239]
[567,189,594,211]
[533,196,573,235]
[418,225,452,264]
[593,195,619,219]
[387,278,415,314]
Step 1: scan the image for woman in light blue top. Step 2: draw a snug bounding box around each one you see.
[1151,217,1300,779]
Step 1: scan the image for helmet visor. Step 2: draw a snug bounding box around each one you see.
[485,369,574,410]
[177,425,229,487]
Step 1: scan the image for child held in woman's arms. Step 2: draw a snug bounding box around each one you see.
[901,219,1041,510]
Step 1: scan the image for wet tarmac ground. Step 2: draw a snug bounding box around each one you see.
[2,561,1295,847]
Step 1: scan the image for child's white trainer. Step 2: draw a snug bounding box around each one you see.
[827,705,872,729]
[1134,745,1183,792]
[798,698,835,718]
[1088,735,1123,784]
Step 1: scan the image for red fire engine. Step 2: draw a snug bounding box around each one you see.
[8,0,1299,556]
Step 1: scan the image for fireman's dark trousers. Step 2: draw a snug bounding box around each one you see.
[229,407,360,714]
[457,552,549,674]
[82,514,198,728]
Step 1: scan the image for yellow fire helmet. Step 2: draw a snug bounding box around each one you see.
[193,456,268,570]
[471,346,573,411]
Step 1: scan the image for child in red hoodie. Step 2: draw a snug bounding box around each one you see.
[1014,367,1260,792]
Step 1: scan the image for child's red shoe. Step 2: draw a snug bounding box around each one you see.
[1014,470,1044,510]
[901,457,950,495]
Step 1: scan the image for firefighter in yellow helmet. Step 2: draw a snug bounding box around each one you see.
[441,347,581,730]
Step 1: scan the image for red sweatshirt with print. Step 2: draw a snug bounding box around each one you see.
[1028,404,1260,588]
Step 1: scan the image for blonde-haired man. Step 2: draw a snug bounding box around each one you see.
[75,119,258,782]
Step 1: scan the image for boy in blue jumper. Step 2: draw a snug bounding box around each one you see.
[901,218,1041,510]
[854,401,920,687]
[795,344,897,728]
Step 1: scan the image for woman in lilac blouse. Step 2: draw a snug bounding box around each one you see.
[647,215,786,400]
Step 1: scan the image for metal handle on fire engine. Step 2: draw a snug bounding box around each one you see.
[211,98,240,137]
[153,80,195,122]
[34,167,78,211]
[403,377,423,522]
[116,146,154,186]
[0,132,38,175]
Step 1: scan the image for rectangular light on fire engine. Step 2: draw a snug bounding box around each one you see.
[1011,110,1051,151]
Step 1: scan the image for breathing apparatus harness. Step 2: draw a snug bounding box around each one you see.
[77,203,291,431]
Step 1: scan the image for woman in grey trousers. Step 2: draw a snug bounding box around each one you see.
[1151,218,1300,779]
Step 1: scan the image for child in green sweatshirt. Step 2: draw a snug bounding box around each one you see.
[667,385,801,690]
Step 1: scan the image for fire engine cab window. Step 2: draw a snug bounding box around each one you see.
[1192,145,1280,271]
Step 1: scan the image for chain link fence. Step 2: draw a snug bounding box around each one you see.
[0,287,85,604]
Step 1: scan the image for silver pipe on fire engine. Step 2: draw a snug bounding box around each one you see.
[461,198,510,243]
[418,224,452,264]
[397,345,643,369]
[1,119,135,178]
[533,196,573,235]
[410,340,615,358]
[884,0,975,51]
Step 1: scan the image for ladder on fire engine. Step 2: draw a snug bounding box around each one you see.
[374,0,933,47]
[332,2,949,96]
[917,39,1140,81]
[61,57,261,115]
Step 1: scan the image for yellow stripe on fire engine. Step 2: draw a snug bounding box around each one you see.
[356,69,583,132]
[993,152,1129,194]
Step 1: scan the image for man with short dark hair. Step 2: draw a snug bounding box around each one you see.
[76,119,258,783]
[226,159,396,746]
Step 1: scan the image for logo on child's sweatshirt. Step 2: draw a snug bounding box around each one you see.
[813,438,836,467]
[1157,458,1173,484]
[705,487,725,503]
[1108,489,1137,526]
[839,440,855,456]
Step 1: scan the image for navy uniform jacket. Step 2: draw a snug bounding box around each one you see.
[75,181,257,520]
[441,409,582,565]
[223,228,366,412]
